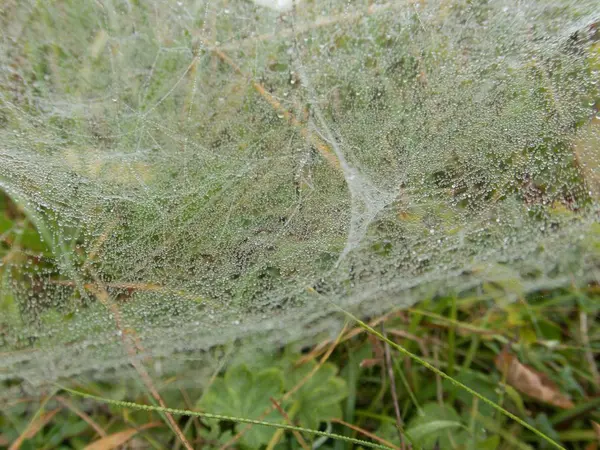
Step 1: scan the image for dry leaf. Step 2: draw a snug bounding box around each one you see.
[9,408,61,450]
[84,422,161,450]
[359,358,382,368]
[593,421,600,442]
[495,348,574,409]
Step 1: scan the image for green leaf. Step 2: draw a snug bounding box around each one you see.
[406,402,468,449]
[477,435,501,450]
[407,419,464,441]
[283,361,348,430]
[443,371,499,416]
[501,383,527,418]
[19,227,50,254]
[199,365,284,448]
[0,293,20,326]
[375,420,402,446]
[556,365,585,397]
[199,419,234,450]
[0,214,13,234]
[532,414,560,448]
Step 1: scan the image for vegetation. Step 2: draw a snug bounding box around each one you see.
[1,0,599,448]
[1,188,599,448]
[1,292,599,449]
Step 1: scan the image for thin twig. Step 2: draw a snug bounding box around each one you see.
[49,279,163,292]
[81,219,117,273]
[337,306,567,450]
[331,418,401,450]
[296,311,402,365]
[386,329,430,358]
[9,392,59,450]
[87,281,193,450]
[58,386,395,450]
[381,324,406,449]
[196,36,340,169]
[173,388,202,450]
[219,324,348,450]
[270,398,310,450]
[56,396,107,437]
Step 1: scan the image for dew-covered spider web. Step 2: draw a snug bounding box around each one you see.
[0,0,599,397]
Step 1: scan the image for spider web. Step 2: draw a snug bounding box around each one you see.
[0,0,599,395]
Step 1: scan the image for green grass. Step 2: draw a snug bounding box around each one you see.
[1,233,598,449]
[1,0,599,448]
[1,187,599,447]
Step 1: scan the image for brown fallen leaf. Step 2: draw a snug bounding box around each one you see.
[9,408,61,450]
[495,348,574,409]
[84,422,162,450]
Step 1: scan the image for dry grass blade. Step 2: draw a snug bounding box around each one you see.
[331,418,401,450]
[386,329,430,358]
[55,396,107,437]
[87,282,193,450]
[381,325,406,449]
[592,421,600,442]
[197,37,340,170]
[295,339,331,366]
[81,218,117,272]
[296,311,401,365]
[269,398,310,450]
[83,422,161,450]
[50,279,164,292]
[219,324,348,450]
[495,348,574,409]
[408,308,500,336]
[285,323,348,401]
[9,407,61,450]
[76,226,192,449]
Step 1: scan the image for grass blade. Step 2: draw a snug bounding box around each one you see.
[330,304,567,450]
[58,385,395,450]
